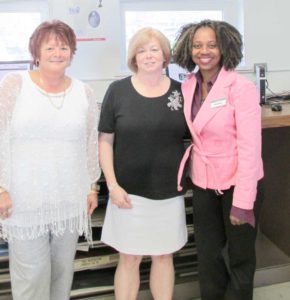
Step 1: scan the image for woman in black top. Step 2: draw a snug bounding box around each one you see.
[98,27,188,300]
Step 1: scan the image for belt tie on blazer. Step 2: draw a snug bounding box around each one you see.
[177,143,223,194]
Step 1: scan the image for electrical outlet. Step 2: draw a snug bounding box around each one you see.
[254,63,267,72]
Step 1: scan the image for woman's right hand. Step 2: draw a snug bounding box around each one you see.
[110,185,132,209]
[0,192,13,219]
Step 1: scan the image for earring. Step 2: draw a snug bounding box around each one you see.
[35,59,39,67]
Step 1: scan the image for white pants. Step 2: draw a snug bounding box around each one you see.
[9,228,79,300]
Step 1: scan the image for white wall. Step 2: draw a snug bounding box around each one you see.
[49,0,121,79]
[19,0,290,99]
[243,0,290,92]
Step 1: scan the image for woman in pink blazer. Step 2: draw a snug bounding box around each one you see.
[174,20,264,300]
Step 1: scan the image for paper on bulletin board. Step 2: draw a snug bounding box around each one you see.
[66,0,106,42]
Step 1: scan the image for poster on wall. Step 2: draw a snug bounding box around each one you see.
[63,0,106,42]
[50,0,119,80]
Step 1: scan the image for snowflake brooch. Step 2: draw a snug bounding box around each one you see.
[167,90,183,111]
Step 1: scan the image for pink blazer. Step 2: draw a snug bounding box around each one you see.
[178,67,264,209]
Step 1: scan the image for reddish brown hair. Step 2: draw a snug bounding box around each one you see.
[29,19,77,66]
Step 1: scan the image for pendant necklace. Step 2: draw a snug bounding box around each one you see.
[39,76,66,110]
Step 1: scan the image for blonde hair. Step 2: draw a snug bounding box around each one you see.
[127,27,171,73]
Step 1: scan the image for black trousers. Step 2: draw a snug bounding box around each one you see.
[192,180,264,300]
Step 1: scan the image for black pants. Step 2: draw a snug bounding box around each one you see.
[192,180,264,300]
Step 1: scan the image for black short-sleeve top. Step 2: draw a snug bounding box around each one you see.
[98,76,187,200]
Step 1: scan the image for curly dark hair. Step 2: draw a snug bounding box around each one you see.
[173,20,243,72]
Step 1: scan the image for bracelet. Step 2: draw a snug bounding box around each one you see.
[0,187,6,195]
[90,182,100,194]
[108,183,118,193]
[89,190,98,195]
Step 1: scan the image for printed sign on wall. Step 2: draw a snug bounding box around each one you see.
[55,0,106,42]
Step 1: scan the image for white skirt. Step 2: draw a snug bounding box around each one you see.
[101,194,188,255]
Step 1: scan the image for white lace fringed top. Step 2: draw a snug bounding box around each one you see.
[0,72,101,241]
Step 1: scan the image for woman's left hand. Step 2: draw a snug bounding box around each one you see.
[230,214,245,226]
[87,192,98,215]
[230,206,255,227]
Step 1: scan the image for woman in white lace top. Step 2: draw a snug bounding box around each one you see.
[0,20,101,300]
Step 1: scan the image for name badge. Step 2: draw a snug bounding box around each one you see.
[210,98,227,108]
